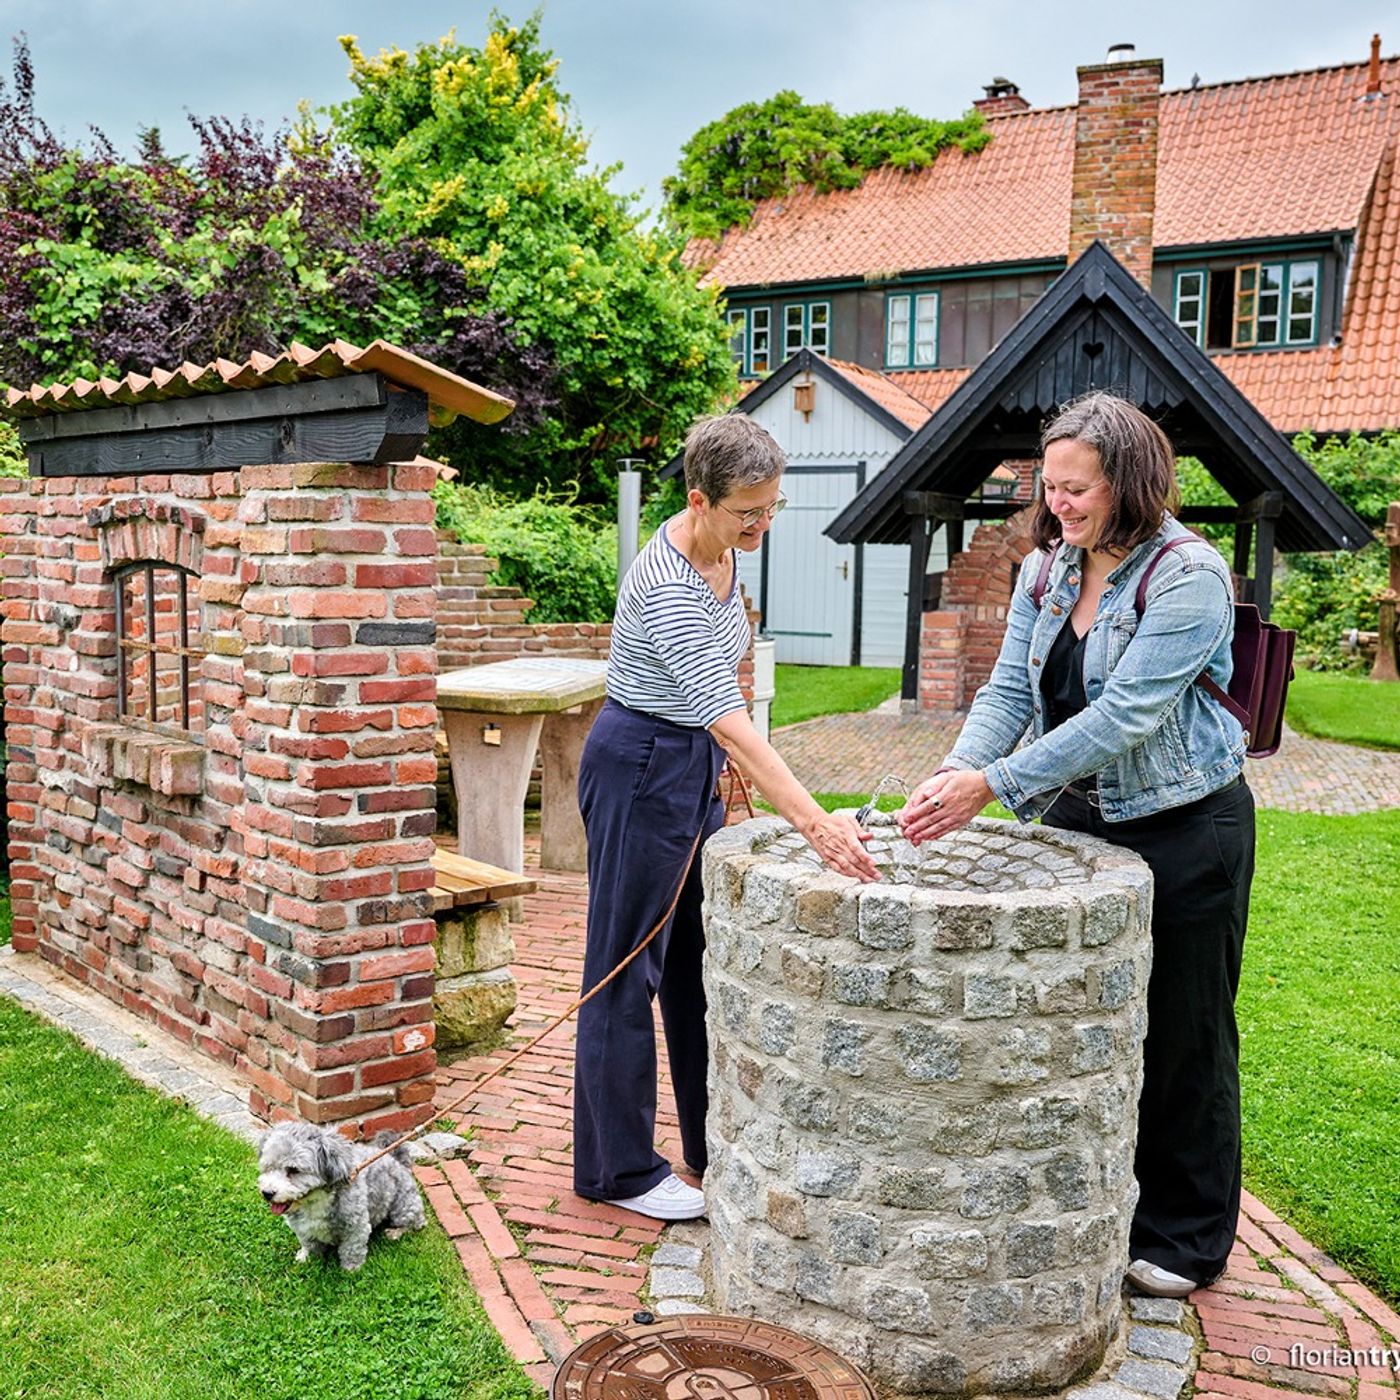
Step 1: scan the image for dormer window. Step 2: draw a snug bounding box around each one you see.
[1173,258,1320,350]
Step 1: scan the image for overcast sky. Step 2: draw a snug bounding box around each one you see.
[2,0,1394,216]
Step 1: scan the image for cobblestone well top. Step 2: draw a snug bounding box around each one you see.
[700,813,1154,1397]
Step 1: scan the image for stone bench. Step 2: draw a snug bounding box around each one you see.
[429,849,535,1050]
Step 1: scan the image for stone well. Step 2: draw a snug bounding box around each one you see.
[700,813,1154,1396]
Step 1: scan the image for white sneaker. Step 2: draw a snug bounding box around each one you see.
[607,1173,706,1221]
[1125,1258,1198,1298]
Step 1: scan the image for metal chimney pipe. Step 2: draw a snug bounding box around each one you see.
[617,459,644,589]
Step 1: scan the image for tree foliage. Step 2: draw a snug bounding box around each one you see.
[331,19,736,500]
[0,20,735,502]
[0,37,556,436]
[1272,431,1399,671]
[664,91,991,241]
[1184,431,1399,671]
[432,480,616,623]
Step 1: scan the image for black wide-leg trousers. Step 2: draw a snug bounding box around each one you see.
[572,700,725,1202]
[1044,777,1256,1283]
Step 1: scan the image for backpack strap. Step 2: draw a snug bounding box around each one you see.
[1133,536,1252,729]
[1031,543,1061,608]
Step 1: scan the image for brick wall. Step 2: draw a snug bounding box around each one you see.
[1068,55,1162,286]
[919,508,1038,712]
[436,534,611,669]
[0,462,443,1136]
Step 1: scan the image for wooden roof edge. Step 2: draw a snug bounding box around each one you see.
[827,242,1371,553]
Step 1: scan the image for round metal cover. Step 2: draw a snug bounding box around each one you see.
[551,1315,876,1400]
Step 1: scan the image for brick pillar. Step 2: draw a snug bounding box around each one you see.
[0,478,42,953]
[236,461,441,1135]
[1068,50,1162,286]
[919,611,970,713]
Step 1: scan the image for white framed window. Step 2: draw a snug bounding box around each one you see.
[1232,259,1320,348]
[885,291,939,367]
[1286,261,1318,343]
[749,307,772,375]
[727,309,747,367]
[1173,270,1206,347]
[779,301,831,362]
[784,304,806,359]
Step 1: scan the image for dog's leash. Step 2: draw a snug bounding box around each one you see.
[349,760,754,1183]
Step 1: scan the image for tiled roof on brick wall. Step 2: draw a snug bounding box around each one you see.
[3,338,515,427]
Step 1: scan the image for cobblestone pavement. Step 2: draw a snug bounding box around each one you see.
[6,820,1400,1397]
[773,713,1400,814]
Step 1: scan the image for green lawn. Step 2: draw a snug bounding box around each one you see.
[0,998,537,1400]
[1286,668,1400,750]
[1236,808,1400,1300]
[808,794,1400,1303]
[771,664,900,729]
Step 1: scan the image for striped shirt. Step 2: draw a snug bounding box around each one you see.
[607,520,751,728]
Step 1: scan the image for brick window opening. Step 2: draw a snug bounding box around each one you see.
[115,563,204,735]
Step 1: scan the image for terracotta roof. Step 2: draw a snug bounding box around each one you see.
[690,57,1400,289]
[823,358,936,430]
[689,107,1075,287]
[2,339,515,428]
[884,369,971,419]
[1206,135,1400,433]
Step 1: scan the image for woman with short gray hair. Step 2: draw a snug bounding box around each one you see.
[573,414,878,1224]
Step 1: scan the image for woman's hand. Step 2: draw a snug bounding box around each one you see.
[800,810,880,882]
[896,769,995,846]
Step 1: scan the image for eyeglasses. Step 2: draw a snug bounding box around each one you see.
[717,495,787,529]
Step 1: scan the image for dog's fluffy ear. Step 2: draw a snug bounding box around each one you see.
[316,1130,356,1185]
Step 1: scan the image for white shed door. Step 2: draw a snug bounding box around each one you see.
[761,468,857,666]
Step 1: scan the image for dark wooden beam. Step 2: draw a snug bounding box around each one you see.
[18,373,388,443]
[904,491,965,520]
[902,516,932,703]
[22,384,430,477]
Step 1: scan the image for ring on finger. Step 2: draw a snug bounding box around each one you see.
[931,798,943,810]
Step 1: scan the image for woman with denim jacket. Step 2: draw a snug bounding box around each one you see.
[898,392,1255,1301]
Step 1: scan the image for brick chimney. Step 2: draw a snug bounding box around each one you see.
[1068,43,1163,286]
[974,77,1031,117]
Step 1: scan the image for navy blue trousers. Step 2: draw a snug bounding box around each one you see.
[573,700,726,1202]
[1044,777,1255,1283]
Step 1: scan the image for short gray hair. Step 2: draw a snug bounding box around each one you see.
[682,414,785,504]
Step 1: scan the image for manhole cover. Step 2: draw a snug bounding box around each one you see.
[551,1315,875,1400]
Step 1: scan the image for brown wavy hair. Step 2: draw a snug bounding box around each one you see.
[1028,392,1180,554]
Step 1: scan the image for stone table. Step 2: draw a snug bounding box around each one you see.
[437,657,608,874]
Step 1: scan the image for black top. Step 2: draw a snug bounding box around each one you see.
[1042,618,1089,733]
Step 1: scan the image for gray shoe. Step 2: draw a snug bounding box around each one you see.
[1126,1258,1198,1298]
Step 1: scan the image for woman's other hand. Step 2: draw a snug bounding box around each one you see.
[801,810,880,882]
[897,770,995,845]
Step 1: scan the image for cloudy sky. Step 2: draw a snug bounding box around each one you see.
[2,0,1394,214]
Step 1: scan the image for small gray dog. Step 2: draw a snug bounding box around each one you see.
[257,1121,426,1271]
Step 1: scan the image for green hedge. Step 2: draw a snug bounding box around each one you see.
[432,480,616,623]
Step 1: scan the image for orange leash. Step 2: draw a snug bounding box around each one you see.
[349,803,717,1182]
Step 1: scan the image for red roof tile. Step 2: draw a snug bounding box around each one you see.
[823,358,937,430]
[1219,136,1400,433]
[691,56,1400,288]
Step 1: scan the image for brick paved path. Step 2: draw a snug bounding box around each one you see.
[772,714,1400,813]
[422,838,1400,1396]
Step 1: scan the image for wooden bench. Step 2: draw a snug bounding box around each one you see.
[428,848,537,917]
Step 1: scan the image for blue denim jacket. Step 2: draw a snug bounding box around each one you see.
[943,515,1246,821]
